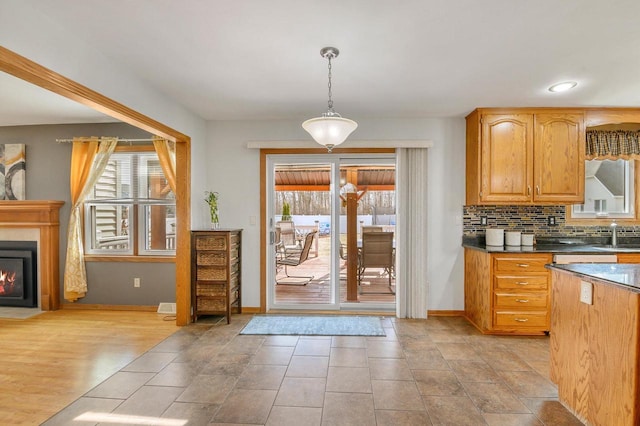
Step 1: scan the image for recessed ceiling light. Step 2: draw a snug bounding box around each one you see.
[548,81,578,92]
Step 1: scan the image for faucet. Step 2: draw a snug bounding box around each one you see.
[611,221,618,247]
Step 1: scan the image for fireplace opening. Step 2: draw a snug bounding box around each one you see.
[0,241,37,308]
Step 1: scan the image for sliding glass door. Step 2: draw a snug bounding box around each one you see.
[266,153,396,312]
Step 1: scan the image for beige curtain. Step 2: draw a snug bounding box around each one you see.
[395,148,429,318]
[153,137,176,193]
[64,137,118,302]
[586,130,640,160]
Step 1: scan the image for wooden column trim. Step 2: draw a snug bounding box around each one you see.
[0,200,64,310]
[346,193,358,301]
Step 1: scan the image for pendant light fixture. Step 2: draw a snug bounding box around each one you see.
[302,47,358,152]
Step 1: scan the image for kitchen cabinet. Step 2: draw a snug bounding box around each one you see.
[549,266,640,425]
[464,249,551,335]
[191,229,242,323]
[466,108,585,205]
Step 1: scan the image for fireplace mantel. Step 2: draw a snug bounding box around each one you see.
[0,200,64,310]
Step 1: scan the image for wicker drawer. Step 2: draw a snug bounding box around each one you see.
[197,251,227,266]
[196,235,227,251]
[230,233,240,247]
[197,297,226,312]
[197,266,227,281]
[494,256,551,273]
[494,311,548,328]
[494,292,547,309]
[196,282,226,297]
[495,275,548,290]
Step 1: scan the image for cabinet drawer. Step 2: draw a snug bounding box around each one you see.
[197,251,227,266]
[494,311,548,328]
[494,257,550,273]
[195,235,227,251]
[495,275,548,290]
[196,265,227,281]
[196,282,226,297]
[197,297,226,312]
[495,292,547,309]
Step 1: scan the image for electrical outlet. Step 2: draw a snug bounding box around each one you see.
[580,280,593,305]
[134,277,141,288]
[480,216,487,226]
[548,216,556,226]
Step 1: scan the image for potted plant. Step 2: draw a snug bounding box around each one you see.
[281,201,292,221]
[204,191,219,229]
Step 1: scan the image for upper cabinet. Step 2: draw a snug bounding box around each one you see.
[466,108,585,205]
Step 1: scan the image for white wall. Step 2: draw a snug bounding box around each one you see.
[205,118,466,311]
[0,2,208,222]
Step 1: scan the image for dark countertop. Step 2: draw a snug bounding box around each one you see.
[462,236,640,254]
[547,263,640,293]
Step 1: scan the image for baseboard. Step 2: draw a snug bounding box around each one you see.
[241,307,262,314]
[427,310,465,317]
[61,303,157,312]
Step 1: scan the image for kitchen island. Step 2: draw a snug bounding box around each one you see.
[547,263,640,426]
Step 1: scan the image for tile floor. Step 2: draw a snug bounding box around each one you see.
[43,315,584,425]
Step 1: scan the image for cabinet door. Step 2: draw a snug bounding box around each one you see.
[533,112,585,203]
[480,114,534,203]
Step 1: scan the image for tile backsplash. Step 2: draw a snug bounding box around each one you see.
[463,205,640,237]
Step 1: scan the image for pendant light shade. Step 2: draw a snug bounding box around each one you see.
[302,115,358,152]
[303,47,357,152]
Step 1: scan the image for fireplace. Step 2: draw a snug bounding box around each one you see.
[0,241,37,307]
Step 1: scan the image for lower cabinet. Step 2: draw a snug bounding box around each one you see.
[550,269,640,425]
[191,229,242,323]
[465,249,552,335]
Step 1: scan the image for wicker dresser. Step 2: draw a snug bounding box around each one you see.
[191,229,242,323]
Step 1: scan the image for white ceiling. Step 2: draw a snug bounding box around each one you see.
[2,0,640,126]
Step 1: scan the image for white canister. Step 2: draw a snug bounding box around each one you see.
[485,228,504,246]
[505,231,522,246]
[521,233,534,246]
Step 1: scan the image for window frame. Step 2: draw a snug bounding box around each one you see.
[566,159,640,226]
[83,145,176,261]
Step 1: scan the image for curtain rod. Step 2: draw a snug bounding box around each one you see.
[55,138,157,144]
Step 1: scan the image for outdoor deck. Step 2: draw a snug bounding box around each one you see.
[275,235,396,305]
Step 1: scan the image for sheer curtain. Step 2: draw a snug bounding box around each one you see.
[395,148,429,318]
[64,137,118,302]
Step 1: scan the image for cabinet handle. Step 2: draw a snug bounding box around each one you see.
[536,185,540,195]
[515,281,529,285]
[515,299,529,303]
[527,186,531,195]
[479,191,483,198]
[516,263,529,268]
[515,318,529,322]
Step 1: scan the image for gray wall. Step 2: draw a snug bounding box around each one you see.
[0,122,176,306]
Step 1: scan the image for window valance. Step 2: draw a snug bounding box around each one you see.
[586,130,640,159]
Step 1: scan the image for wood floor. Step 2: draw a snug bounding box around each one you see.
[0,309,179,425]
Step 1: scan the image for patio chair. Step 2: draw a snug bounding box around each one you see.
[276,231,317,285]
[276,220,297,248]
[358,231,395,294]
[361,225,383,238]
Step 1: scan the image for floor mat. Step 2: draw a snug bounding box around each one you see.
[240,315,386,336]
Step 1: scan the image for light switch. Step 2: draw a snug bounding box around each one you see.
[249,216,257,225]
[580,280,593,305]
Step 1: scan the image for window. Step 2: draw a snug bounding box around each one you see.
[84,150,176,256]
[567,159,639,224]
